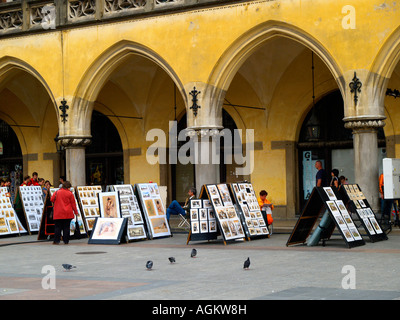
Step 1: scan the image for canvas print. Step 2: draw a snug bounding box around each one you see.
[99,192,121,218]
[89,217,127,244]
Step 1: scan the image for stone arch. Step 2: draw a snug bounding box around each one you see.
[72,40,186,137]
[206,20,345,124]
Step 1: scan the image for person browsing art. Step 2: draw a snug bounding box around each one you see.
[50,181,78,245]
[257,190,274,226]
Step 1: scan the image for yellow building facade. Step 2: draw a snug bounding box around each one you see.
[0,0,400,219]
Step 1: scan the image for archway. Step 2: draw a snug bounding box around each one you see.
[86,110,123,187]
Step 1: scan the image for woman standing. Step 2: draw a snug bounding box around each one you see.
[50,181,78,245]
[330,169,341,189]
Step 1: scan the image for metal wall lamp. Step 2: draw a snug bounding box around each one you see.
[189,87,201,117]
[349,72,362,105]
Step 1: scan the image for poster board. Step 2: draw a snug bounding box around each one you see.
[340,184,387,242]
[17,186,45,234]
[98,191,122,218]
[135,183,171,239]
[76,185,102,232]
[204,183,246,242]
[186,186,218,244]
[287,187,365,248]
[382,158,400,199]
[0,187,25,236]
[111,185,147,241]
[88,217,128,245]
[230,182,269,238]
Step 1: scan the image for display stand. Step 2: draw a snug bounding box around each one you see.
[186,185,218,244]
[76,185,102,233]
[230,182,269,239]
[88,217,128,244]
[0,187,25,237]
[15,186,45,235]
[203,183,246,245]
[110,185,147,241]
[339,184,387,242]
[135,183,171,239]
[37,192,54,240]
[287,187,365,248]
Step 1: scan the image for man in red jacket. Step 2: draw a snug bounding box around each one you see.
[50,181,78,244]
[27,172,39,186]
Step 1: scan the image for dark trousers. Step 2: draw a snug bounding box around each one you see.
[54,219,72,244]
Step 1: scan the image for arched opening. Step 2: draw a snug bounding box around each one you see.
[86,110,123,187]
[298,90,386,209]
[0,119,23,195]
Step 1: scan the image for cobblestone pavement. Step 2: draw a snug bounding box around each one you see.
[1,228,400,303]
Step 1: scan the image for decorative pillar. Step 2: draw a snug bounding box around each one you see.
[58,136,91,187]
[187,128,220,194]
[344,118,385,211]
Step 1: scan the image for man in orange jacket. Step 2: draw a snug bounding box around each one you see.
[257,190,274,225]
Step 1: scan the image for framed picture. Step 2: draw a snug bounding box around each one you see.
[98,192,121,218]
[88,217,127,244]
[127,225,147,240]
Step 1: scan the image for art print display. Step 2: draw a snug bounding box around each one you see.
[98,191,121,218]
[231,183,269,237]
[19,186,45,233]
[50,187,86,236]
[88,217,127,244]
[340,184,386,241]
[0,187,25,236]
[189,199,217,235]
[111,184,147,240]
[136,183,171,238]
[206,183,245,241]
[326,199,362,242]
[77,185,102,231]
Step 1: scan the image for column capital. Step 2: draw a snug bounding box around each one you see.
[58,135,92,148]
[343,117,385,132]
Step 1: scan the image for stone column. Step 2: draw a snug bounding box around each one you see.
[344,119,385,211]
[58,136,92,187]
[187,128,220,194]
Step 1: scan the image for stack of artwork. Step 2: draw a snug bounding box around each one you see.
[18,186,45,233]
[231,182,269,238]
[111,185,147,240]
[76,185,102,231]
[135,183,171,239]
[206,184,245,241]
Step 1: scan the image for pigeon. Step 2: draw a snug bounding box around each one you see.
[146,260,153,270]
[243,257,250,270]
[62,264,76,271]
[168,257,176,264]
[190,248,197,258]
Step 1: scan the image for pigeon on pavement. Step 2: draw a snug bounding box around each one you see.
[62,264,76,271]
[243,257,250,270]
[190,248,197,258]
[146,260,153,270]
[168,257,176,263]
